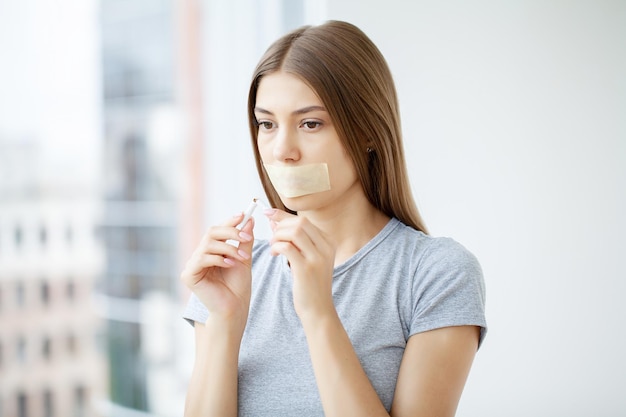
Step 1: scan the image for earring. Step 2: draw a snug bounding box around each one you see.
[366,147,373,153]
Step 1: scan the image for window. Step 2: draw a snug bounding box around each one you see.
[43,389,54,417]
[41,281,50,307]
[67,333,77,355]
[17,392,27,417]
[73,386,86,417]
[14,226,23,249]
[17,336,26,364]
[16,281,25,308]
[42,336,52,361]
[66,280,75,302]
[40,225,48,248]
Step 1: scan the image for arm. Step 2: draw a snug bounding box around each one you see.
[185,318,243,417]
[300,311,389,416]
[302,320,479,417]
[391,325,480,417]
[267,210,388,416]
[267,210,481,416]
[180,214,255,417]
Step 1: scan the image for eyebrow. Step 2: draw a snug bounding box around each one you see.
[254,105,327,116]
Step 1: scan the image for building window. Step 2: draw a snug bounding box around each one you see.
[43,389,54,417]
[73,386,86,417]
[42,336,52,361]
[41,281,50,307]
[17,337,26,364]
[14,226,23,249]
[17,392,27,417]
[67,333,77,355]
[16,281,25,308]
[66,280,75,302]
[40,226,48,248]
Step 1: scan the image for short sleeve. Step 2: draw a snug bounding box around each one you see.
[182,292,209,326]
[409,237,487,348]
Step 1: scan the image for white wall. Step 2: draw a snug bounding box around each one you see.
[324,1,626,416]
[199,1,625,415]
[0,0,101,188]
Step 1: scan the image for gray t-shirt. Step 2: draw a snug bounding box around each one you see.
[183,218,487,416]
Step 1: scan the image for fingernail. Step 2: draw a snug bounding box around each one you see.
[233,212,243,218]
[238,249,250,260]
[223,257,236,266]
[239,231,252,241]
[264,208,276,216]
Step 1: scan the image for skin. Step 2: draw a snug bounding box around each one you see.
[180,71,480,417]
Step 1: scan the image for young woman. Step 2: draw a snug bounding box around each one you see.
[181,20,486,417]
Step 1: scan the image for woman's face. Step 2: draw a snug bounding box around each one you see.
[254,71,360,213]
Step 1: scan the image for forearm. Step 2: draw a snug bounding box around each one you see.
[184,317,243,417]
[302,312,389,417]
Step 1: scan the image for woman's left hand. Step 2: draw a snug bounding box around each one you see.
[265,209,336,321]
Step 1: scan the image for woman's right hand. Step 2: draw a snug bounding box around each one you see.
[180,213,255,328]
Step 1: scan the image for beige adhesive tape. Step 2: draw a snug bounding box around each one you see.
[264,163,331,198]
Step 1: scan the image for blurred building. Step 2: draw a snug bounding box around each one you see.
[0,139,106,417]
[96,0,312,415]
[96,0,191,415]
[1,0,315,416]
[0,1,106,416]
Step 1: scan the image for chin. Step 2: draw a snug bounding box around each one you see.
[279,193,322,213]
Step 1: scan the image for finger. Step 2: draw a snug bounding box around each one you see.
[200,219,250,248]
[233,217,255,267]
[204,238,252,264]
[199,212,244,244]
[264,208,295,223]
[270,240,305,265]
[268,212,327,245]
[271,225,312,256]
[190,244,237,269]
[182,237,250,284]
[180,252,234,288]
[195,252,237,269]
[237,216,255,248]
[271,216,323,256]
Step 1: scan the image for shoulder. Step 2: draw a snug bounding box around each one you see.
[410,231,484,300]
[367,220,487,344]
[392,220,485,309]
[402,227,487,344]
[419,235,482,276]
[386,220,480,273]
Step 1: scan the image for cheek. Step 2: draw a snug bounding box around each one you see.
[329,153,358,184]
[257,140,271,161]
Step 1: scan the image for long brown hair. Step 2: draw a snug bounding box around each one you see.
[247,20,427,233]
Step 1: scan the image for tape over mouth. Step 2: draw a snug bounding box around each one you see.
[264,163,331,198]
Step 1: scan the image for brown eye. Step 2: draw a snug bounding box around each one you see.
[258,121,274,130]
[302,120,322,130]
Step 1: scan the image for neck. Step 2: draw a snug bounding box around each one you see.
[298,194,390,266]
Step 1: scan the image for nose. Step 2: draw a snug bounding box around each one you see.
[272,126,300,162]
